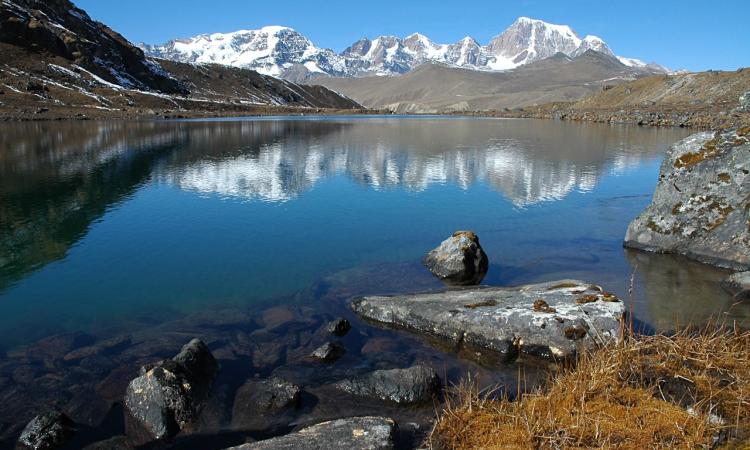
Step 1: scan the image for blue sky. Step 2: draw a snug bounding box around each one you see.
[73,0,748,71]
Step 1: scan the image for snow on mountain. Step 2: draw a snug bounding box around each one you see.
[142,26,346,77]
[142,18,667,78]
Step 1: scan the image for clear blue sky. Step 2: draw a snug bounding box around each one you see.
[73,0,748,72]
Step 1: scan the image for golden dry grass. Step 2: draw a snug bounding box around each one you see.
[429,327,750,449]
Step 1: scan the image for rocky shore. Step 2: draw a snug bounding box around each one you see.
[3,228,631,450]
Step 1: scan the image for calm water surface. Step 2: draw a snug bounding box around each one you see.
[3,116,748,447]
[0,117,744,350]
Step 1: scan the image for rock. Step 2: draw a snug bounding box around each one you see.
[63,335,132,362]
[624,129,750,270]
[17,410,76,450]
[423,231,488,286]
[351,280,625,359]
[310,342,345,362]
[25,81,47,94]
[124,339,219,441]
[231,377,301,427]
[81,436,133,450]
[740,91,750,112]
[335,365,440,405]
[721,271,750,300]
[225,416,397,450]
[25,332,95,366]
[326,318,351,337]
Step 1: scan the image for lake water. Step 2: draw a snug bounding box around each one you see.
[0,117,746,447]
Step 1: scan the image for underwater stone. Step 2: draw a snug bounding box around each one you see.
[335,365,440,405]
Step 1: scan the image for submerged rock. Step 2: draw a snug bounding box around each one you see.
[226,416,398,450]
[232,377,300,427]
[335,365,440,405]
[310,342,345,362]
[721,271,750,300]
[625,129,750,270]
[124,338,219,441]
[326,318,352,337]
[17,410,76,450]
[351,280,625,359]
[423,231,488,286]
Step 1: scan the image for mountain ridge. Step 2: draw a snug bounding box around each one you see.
[142,17,670,80]
[0,0,363,120]
[313,49,664,113]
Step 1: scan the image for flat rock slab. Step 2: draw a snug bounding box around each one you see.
[227,416,397,450]
[625,129,750,270]
[351,280,625,359]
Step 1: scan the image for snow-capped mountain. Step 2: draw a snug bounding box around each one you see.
[141,26,348,77]
[142,17,667,78]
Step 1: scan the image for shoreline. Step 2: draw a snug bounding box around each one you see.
[4,104,748,130]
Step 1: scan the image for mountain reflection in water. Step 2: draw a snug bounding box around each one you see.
[1,116,743,350]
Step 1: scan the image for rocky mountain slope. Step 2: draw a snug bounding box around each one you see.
[500,69,750,129]
[0,0,362,120]
[314,50,663,113]
[143,17,668,79]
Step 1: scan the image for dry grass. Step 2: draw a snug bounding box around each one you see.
[429,326,750,449]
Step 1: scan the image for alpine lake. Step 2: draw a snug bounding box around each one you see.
[1,116,746,448]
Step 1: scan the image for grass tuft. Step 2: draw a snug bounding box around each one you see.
[428,326,750,449]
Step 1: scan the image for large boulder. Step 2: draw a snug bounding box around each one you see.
[740,91,750,112]
[351,280,625,359]
[124,339,219,441]
[17,410,76,450]
[625,129,750,270]
[423,231,488,286]
[226,416,397,450]
[335,365,440,405]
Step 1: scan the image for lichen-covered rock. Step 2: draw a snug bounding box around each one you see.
[232,377,300,427]
[226,416,397,450]
[17,410,76,450]
[721,271,750,300]
[625,129,750,270]
[423,231,488,286]
[335,365,440,405]
[124,339,218,441]
[351,280,625,359]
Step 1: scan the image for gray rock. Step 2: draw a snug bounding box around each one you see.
[624,129,750,270]
[310,342,345,362]
[124,339,219,441]
[351,280,625,359]
[326,318,351,337]
[17,410,76,450]
[721,271,750,300]
[335,365,440,405]
[226,416,397,450]
[232,377,300,427]
[740,91,750,112]
[423,231,488,286]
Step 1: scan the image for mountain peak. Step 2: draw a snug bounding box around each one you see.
[143,18,667,78]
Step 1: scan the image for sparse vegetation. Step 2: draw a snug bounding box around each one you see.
[428,326,750,449]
